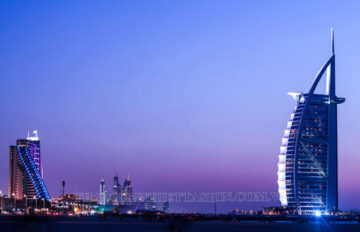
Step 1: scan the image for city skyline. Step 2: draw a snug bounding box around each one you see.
[1,1,360,213]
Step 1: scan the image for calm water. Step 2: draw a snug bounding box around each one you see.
[0,219,360,232]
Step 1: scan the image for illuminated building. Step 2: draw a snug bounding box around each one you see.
[122,175,133,205]
[111,175,121,205]
[8,130,50,200]
[277,30,345,215]
[99,179,106,206]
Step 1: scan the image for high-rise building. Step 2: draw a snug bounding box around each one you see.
[122,175,133,205]
[99,179,106,205]
[8,130,50,200]
[111,175,121,205]
[143,196,157,211]
[277,30,345,215]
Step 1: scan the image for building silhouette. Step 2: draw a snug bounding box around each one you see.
[277,30,345,215]
[8,130,50,201]
[111,175,121,205]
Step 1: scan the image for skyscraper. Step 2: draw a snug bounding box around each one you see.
[99,179,106,205]
[277,30,345,215]
[111,175,121,205]
[122,175,133,206]
[8,130,50,200]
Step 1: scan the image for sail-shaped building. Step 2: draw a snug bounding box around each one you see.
[277,30,345,215]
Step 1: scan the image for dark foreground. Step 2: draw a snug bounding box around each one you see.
[0,216,360,232]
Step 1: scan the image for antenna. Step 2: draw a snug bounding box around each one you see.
[331,28,334,55]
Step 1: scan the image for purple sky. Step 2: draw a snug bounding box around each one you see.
[1,1,360,213]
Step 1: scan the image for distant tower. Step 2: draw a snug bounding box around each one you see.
[163,201,169,213]
[112,175,121,205]
[277,30,345,215]
[122,175,133,205]
[62,180,65,198]
[8,130,50,200]
[100,179,106,205]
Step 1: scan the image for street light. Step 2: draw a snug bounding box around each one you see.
[33,196,37,211]
[12,193,16,212]
[24,195,27,212]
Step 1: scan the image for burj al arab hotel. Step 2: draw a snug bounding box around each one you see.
[277,30,345,215]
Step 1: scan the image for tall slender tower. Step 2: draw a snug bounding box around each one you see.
[99,179,106,205]
[9,130,50,200]
[62,180,65,198]
[112,175,121,205]
[277,30,345,215]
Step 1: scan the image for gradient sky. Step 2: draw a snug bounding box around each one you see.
[1,0,360,213]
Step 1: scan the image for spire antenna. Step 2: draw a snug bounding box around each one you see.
[331,28,335,55]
